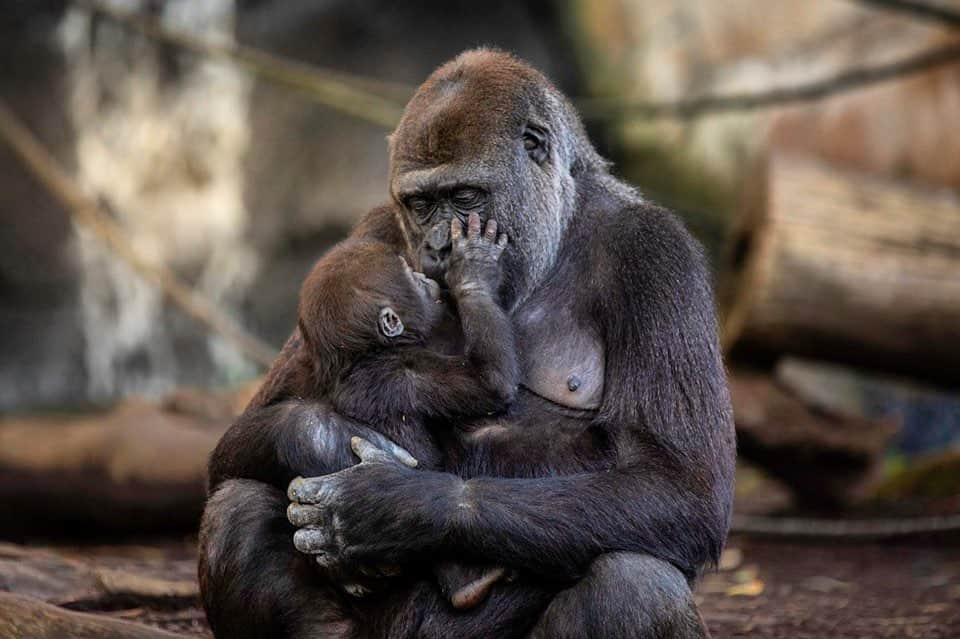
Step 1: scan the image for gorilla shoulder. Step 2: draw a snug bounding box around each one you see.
[590,199,711,300]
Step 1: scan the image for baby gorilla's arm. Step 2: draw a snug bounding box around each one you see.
[447,215,517,408]
[419,213,518,414]
[208,400,417,492]
[431,215,518,609]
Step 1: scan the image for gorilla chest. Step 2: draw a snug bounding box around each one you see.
[512,296,605,410]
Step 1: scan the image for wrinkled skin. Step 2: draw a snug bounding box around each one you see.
[200,48,734,639]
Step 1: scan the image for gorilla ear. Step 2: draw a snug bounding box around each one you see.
[378,307,405,338]
[523,124,549,165]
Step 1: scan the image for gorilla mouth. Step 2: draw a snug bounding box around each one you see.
[414,271,442,301]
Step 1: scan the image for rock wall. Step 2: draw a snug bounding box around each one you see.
[0,1,583,411]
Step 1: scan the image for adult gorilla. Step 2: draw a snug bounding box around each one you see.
[200,49,734,638]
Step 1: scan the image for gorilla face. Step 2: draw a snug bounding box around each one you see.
[388,49,583,308]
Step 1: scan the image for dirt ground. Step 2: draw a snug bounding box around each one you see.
[17,534,956,638]
[698,536,960,638]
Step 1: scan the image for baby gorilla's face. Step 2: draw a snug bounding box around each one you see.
[373,257,444,343]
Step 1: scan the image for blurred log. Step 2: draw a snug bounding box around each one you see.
[0,543,198,610]
[730,368,897,508]
[0,383,256,535]
[0,592,186,639]
[722,153,960,385]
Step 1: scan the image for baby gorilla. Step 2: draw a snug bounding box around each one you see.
[293,213,514,609]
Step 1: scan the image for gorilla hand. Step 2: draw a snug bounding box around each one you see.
[288,438,458,578]
[445,212,508,297]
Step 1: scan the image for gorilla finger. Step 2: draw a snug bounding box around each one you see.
[288,475,334,504]
[287,503,324,527]
[467,212,481,239]
[496,233,508,249]
[483,218,498,241]
[293,527,333,554]
[388,442,419,468]
[351,436,392,464]
[450,218,463,241]
[362,431,417,467]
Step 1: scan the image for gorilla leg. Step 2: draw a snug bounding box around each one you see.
[529,553,709,639]
[199,479,352,639]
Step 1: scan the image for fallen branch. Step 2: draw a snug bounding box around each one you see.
[732,512,960,538]
[79,0,960,123]
[77,0,406,128]
[0,544,198,611]
[0,387,255,534]
[0,592,187,639]
[577,41,960,120]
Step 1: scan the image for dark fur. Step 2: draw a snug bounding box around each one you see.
[200,48,734,639]
[207,226,520,627]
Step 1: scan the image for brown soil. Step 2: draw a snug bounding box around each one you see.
[699,536,960,638]
[6,535,959,638]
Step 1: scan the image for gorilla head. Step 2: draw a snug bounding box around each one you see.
[388,48,606,307]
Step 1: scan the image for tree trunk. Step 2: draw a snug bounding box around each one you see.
[722,153,960,385]
[0,383,256,535]
[0,592,186,639]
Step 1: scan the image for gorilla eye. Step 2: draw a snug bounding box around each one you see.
[406,195,435,221]
[522,124,549,165]
[452,188,485,209]
[378,307,404,338]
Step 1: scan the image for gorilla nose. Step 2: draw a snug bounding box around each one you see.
[426,220,451,251]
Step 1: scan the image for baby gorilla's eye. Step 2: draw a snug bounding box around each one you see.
[451,188,485,209]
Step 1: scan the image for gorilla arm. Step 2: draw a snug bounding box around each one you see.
[449,206,736,580]
[287,206,736,581]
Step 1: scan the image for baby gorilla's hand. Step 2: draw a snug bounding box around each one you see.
[444,212,508,297]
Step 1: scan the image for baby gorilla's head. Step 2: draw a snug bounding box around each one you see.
[298,239,444,365]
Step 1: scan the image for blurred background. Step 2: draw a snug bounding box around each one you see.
[1,0,959,637]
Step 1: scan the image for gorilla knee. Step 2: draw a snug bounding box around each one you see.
[591,552,691,605]
[199,480,295,639]
[591,553,706,639]
[200,479,288,576]
[532,553,708,639]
